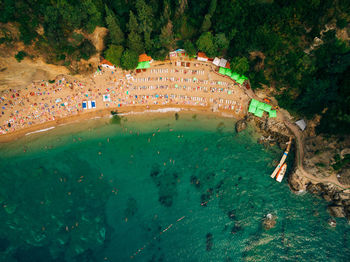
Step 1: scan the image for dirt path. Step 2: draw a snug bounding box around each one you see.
[283,120,350,189]
[245,86,350,189]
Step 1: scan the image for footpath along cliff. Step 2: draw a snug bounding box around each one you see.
[236,89,350,223]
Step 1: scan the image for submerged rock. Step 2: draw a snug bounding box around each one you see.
[328,218,337,227]
[235,119,247,133]
[327,205,345,218]
[206,233,213,251]
[227,210,236,220]
[262,213,277,230]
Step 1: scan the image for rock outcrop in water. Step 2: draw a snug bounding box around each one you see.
[235,119,247,133]
[245,109,350,223]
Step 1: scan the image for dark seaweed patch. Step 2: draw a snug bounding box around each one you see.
[206,233,213,251]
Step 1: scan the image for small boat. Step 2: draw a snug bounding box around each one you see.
[276,163,287,183]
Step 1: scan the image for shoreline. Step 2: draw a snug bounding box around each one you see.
[0,104,239,143]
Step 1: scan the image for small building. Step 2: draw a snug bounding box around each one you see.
[169,51,177,58]
[100,59,115,70]
[213,57,220,66]
[295,119,306,131]
[218,58,227,67]
[197,52,208,62]
[139,53,153,63]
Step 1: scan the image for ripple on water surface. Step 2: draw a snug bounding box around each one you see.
[0,113,349,262]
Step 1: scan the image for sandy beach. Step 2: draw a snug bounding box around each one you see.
[0,59,251,142]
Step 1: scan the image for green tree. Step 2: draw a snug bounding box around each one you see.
[144,31,153,52]
[175,0,188,18]
[127,30,144,54]
[135,0,154,34]
[78,39,97,60]
[208,0,217,16]
[104,45,124,66]
[231,57,249,75]
[214,33,229,51]
[121,49,139,70]
[15,51,27,62]
[161,0,171,26]
[105,6,124,45]
[201,14,212,32]
[82,0,102,33]
[196,32,216,57]
[127,11,139,33]
[184,40,196,56]
[159,20,174,50]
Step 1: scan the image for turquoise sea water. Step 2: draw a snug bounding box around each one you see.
[0,113,349,262]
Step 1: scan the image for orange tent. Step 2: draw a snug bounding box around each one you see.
[197,52,208,59]
[100,59,114,66]
[139,54,153,62]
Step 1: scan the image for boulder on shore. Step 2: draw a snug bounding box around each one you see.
[327,205,345,218]
[235,119,247,133]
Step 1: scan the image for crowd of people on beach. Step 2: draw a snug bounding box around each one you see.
[0,60,249,135]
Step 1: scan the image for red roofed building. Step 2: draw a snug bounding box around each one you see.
[197,52,209,62]
[100,59,115,69]
[139,53,153,63]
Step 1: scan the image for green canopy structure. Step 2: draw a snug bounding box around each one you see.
[249,99,276,118]
[248,104,256,114]
[255,109,264,117]
[219,67,226,75]
[225,68,232,77]
[250,99,259,107]
[269,110,277,118]
[231,72,240,81]
[136,61,150,69]
[236,78,245,84]
[263,103,272,112]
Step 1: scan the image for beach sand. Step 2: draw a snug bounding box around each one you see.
[0,59,251,142]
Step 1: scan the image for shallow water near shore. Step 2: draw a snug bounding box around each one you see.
[0,113,349,261]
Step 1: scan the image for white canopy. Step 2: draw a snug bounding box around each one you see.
[218,58,227,67]
[295,119,306,131]
[213,57,220,66]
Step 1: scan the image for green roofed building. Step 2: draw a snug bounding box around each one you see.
[249,99,276,118]
[219,67,226,75]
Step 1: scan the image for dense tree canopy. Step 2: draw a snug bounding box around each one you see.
[120,49,139,70]
[0,0,349,134]
[104,45,124,66]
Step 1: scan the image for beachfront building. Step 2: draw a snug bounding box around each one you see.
[197,52,209,62]
[295,119,306,131]
[169,49,186,59]
[100,59,115,70]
